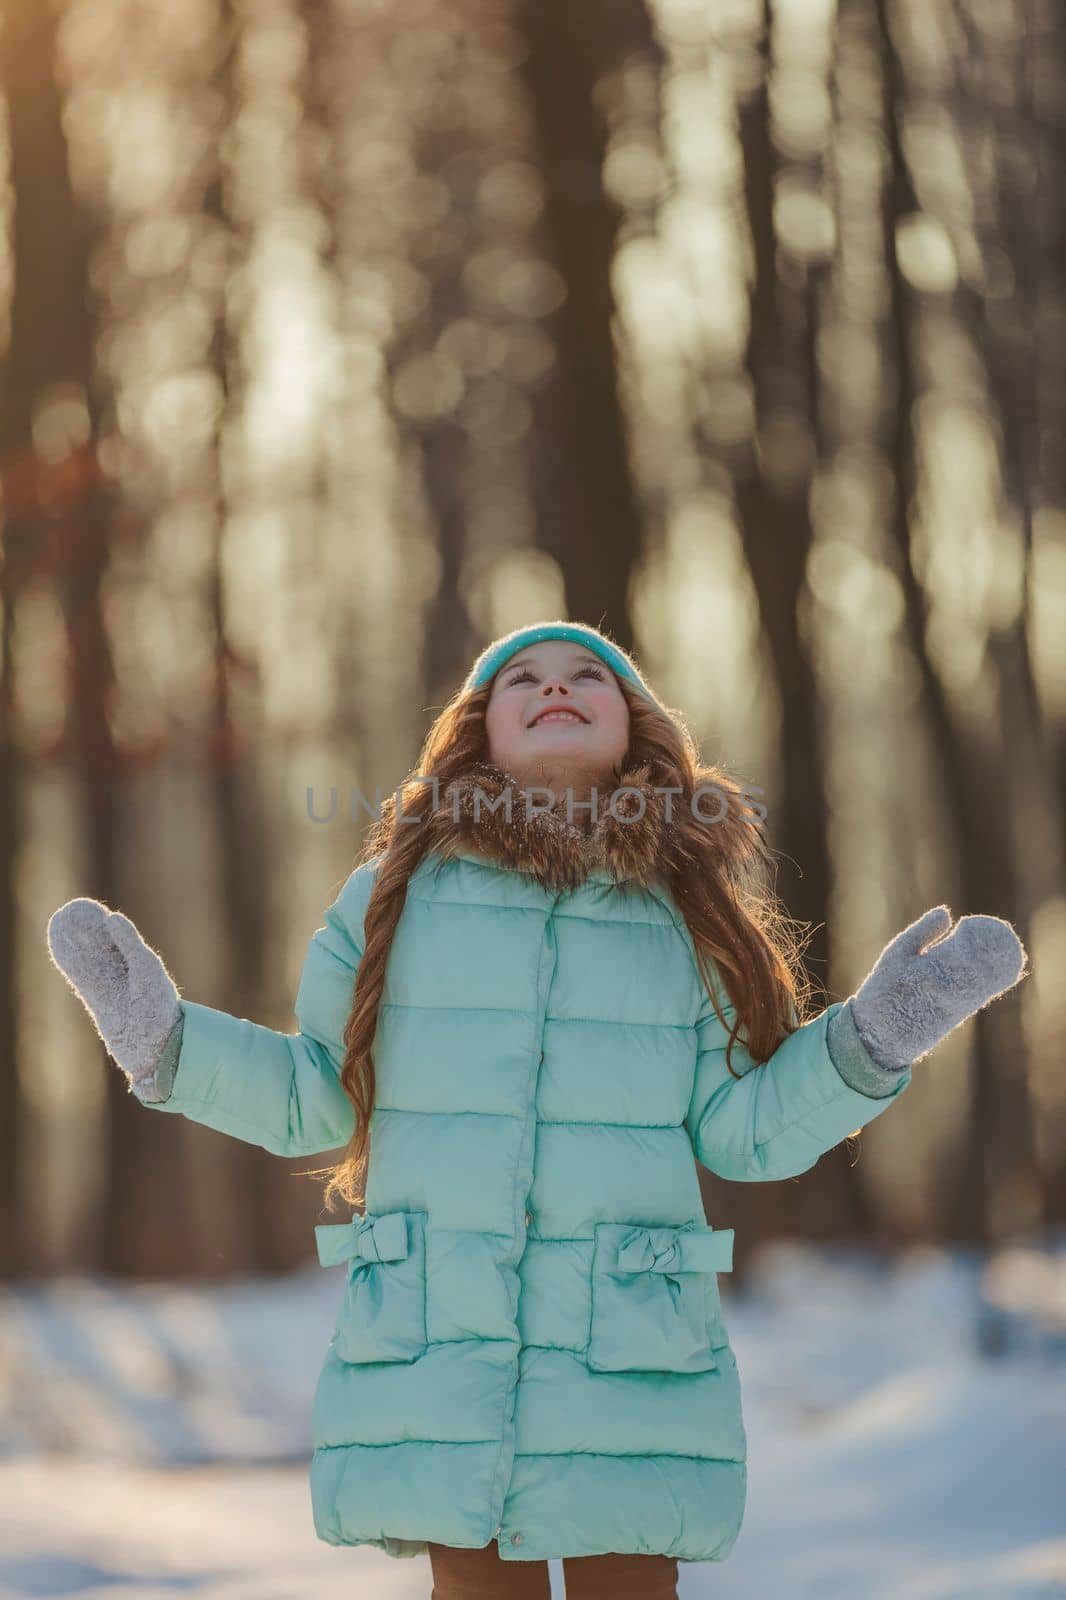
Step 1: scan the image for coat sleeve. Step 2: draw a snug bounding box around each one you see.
[684,985,913,1183]
[140,862,377,1157]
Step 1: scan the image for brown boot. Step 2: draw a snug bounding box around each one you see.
[427,1540,552,1600]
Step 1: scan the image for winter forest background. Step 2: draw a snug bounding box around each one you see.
[1,0,1064,1595]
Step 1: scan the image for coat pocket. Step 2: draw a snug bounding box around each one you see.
[314,1209,428,1364]
[587,1220,735,1374]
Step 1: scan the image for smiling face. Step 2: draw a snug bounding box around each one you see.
[483,639,631,799]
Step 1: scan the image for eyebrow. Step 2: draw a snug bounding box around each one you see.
[503,651,606,674]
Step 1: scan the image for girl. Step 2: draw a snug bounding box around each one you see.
[48,620,1026,1600]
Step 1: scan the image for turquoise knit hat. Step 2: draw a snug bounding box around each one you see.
[461,620,662,705]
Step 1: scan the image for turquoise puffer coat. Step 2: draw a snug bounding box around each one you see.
[145,842,911,1564]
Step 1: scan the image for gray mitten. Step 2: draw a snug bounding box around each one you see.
[845,904,1028,1074]
[46,898,184,1104]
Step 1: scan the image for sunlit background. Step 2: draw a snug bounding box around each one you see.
[1,1,1064,1594]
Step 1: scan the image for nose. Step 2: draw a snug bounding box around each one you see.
[538,680,570,698]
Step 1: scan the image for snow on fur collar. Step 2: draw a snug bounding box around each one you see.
[420,760,673,893]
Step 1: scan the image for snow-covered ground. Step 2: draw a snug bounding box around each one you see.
[2,1240,1065,1598]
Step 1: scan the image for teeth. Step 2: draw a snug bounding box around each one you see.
[533,711,583,726]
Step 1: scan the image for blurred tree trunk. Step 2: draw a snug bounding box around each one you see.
[953,0,1066,1226]
[875,0,1041,1253]
[731,0,871,1244]
[513,0,653,643]
[0,452,20,1277]
[0,0,27,1271]
[378,52,477,702]
[198,0,281,1274]
[1033,1,1066,1223]
[0,0,96,1276]
[0,0,193,1276]
[734,3,832,1017]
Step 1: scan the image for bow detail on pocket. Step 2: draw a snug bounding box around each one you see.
[313,1209,428,1365]
[587,1220,736,1374]
[314,1210,410,1269]
[616,1223,734,1277]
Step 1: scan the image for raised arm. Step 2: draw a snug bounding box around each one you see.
[47,863,378,1158]
[684,995,910,1183]
[686,905,1027,1183]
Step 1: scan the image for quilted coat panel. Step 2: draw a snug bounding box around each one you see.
[144,847,912,1565]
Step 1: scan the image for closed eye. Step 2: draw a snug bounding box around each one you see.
[507,665,607,685]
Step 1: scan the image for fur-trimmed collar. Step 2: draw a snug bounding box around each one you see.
[420,760,673,893]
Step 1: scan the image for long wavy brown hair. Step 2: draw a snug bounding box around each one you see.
[313,674,818,1212]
